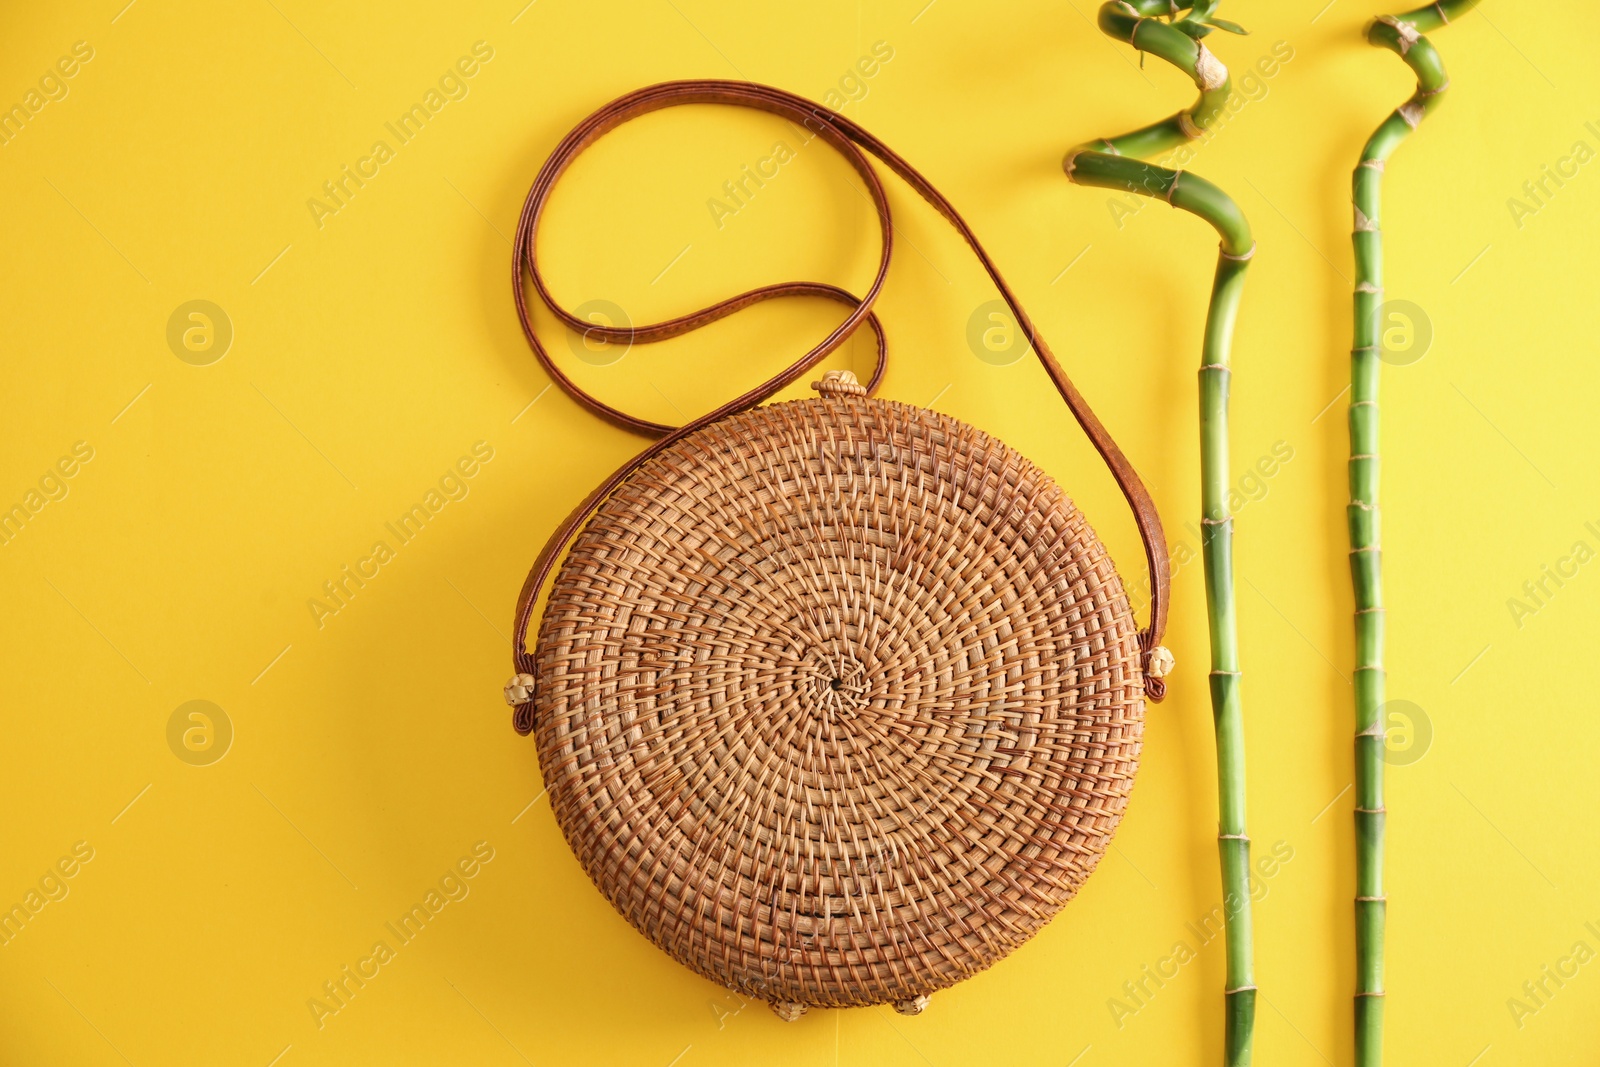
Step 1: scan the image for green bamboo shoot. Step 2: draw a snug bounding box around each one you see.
[1064,3,1255,1063]
[1349,3,1480,1064]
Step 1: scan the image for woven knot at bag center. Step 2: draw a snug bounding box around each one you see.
[531,388,1145,1009]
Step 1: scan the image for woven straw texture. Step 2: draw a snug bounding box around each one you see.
[530,387,1145,1010]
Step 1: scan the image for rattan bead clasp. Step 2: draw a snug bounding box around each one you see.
[772,994,926,1021]
[893,995,931,1016]
[1148,645,1175,679]
[503,673,537,706]
[810,369,868,397]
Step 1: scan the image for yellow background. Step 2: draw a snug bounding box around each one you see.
[3,1,1597,1063]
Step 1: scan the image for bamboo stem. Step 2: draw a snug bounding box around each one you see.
[1349,3,1479,1064]
[1065,4,1256,1063]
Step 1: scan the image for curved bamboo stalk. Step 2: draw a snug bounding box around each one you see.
[1063,3,1256,1063]
[1349,3,1480,1064]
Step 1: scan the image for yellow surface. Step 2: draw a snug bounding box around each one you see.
[2,1,1597,1064]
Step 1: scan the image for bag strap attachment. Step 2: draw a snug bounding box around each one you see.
[506,80,1172,733]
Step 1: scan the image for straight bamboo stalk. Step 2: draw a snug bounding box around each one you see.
[1349,4,1480,1064]
[1064,3,1255,1063]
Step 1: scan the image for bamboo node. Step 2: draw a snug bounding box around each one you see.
[1356,895,1388,902]
[1398,100,1424,128]
[1353,665,1386,673]
[1220,242,1256,262]
[1357,282,1383,294]
[1359,158,1386,172]
[1350,398,1378,407]
[1355,806,1388,814]
[1354,206,1378,232]
[1358,721,1386,737]
[1194,44,1228,91]
[1434,0,1451,24]
[1377,15,1421,52]
[1218,833,1250,841]
[1355,990,1387,998]
[1209,670,1241,677]
[1225,984,1259,994]
[503,673,537,706]
[1129,16,1158,52]
[1165,171,1184,204]
[1177,110,1202,140]
[1200,516,1231,526]
[1198,363,1231,372]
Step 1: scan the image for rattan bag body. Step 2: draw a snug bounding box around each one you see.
[503,82,1173,1019]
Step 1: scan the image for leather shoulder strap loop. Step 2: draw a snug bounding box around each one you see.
[513,82,896,437]
[509,80,1170,731]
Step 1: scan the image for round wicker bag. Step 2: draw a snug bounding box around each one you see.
[502,82,1174,1019]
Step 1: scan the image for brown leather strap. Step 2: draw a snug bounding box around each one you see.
[509,80,1170,732]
